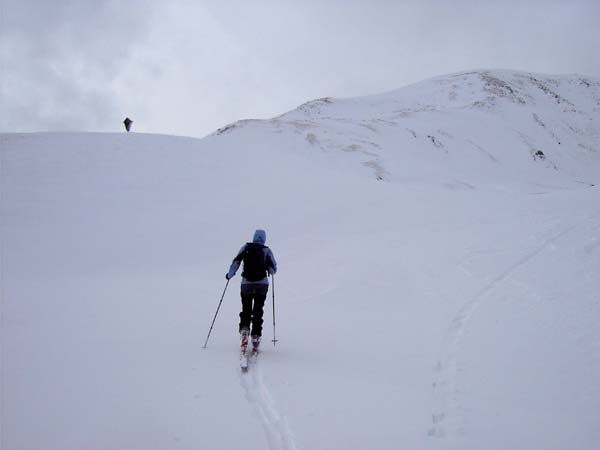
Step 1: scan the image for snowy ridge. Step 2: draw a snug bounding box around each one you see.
[215,70,600,187]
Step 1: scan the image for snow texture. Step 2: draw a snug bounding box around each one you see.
[2,70,600,450]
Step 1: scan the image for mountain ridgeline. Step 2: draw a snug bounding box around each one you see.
[215,70,600,188]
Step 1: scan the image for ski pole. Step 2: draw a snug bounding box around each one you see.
[202,279,230,349]
[271,274,278,346]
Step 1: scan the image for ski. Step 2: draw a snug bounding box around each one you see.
[241,348,260,371]
[240,352,249,371]
[239,332,261,372]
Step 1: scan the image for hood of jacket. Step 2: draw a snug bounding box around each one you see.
[252,229,266,245]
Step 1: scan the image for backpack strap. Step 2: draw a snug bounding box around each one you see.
[233,244,249,263]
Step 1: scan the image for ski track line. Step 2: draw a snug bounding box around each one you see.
[428,224,577,439]
[240,359,297,450]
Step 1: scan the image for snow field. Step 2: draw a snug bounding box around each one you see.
[2,69,600,449]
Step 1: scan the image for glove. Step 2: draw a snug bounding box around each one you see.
[226,273,233,280]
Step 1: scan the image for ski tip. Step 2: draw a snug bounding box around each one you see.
[240,354,249,371]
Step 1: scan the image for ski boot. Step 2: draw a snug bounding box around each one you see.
[240,328,250,371]
[240,328,250,353]
[251,335,261,354]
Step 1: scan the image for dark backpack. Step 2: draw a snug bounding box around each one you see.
[241,242,269,281]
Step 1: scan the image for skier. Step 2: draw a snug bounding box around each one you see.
[226,229,277,353]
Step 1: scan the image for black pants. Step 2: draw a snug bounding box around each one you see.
[239,283,269,336]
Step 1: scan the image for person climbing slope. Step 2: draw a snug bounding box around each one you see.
[226,229,277,353]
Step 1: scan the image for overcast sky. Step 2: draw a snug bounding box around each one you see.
[1,0,599,138]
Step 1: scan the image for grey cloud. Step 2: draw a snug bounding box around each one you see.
[1,0,159,132]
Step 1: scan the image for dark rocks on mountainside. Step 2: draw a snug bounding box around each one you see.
[480,73,526,104]
[216,123,236,135]
[533,149,546,160]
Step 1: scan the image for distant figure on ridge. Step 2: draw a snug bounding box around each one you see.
[226,229,277,356]
[123,117,133,132]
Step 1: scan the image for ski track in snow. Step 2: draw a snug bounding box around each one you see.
[240,358,297,450]
[428,222,579,439]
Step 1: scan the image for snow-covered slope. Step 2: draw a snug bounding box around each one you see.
[2,70,599,450]
[218,69,600,187]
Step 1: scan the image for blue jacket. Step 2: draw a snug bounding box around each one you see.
[227,229,277,285]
